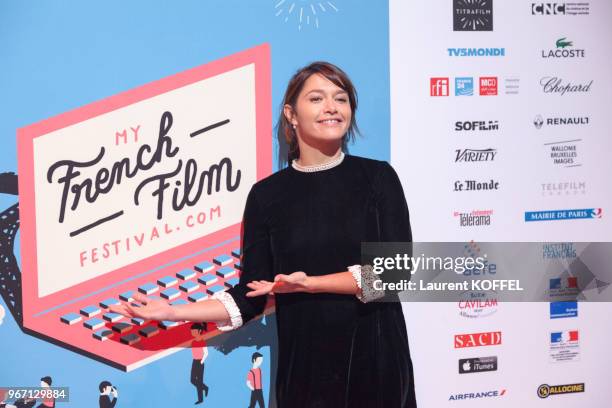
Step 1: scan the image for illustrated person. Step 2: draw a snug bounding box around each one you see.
[1,389,12,408]
[189,323,210,404]
[36,377,54,408]
[4,398,35,408]
[98,381,118,408]
[111,61,417,407]
[0,303,5,326]
[0,389,10,408]
[246,352,265,408]
[0,386,35,408]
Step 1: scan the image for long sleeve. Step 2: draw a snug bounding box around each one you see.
[374,162,412,242]
[216,186,273,330]
[376,162,413,290]
[350,162,413,302]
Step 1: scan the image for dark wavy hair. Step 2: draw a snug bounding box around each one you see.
[276,62,360,167]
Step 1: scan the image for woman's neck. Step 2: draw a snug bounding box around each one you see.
[295,139,342,167]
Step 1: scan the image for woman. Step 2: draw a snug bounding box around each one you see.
[111,62,417,407]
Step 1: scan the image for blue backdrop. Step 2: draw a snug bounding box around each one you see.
[0,1,390,406]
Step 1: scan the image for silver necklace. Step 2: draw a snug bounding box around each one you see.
[291,152,345,173]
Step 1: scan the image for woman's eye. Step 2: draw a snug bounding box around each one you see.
[336,98,348,103]
[310,96,322,102]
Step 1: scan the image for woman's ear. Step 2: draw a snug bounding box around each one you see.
[283,104,297,127]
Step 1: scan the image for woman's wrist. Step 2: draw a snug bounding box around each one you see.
[171,298,232,323]
[167,304,181,321]
[303,271,361,296]
[303,275,320,293]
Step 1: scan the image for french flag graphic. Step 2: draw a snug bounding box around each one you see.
[551,330,579,343]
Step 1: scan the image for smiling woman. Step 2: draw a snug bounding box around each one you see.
[285,74,351,150]
[111,62,417,408]
[277,61,359,166]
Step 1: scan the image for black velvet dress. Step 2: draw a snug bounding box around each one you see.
[226,155,417,408]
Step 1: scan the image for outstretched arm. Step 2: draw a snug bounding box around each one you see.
[246,271,359,297]
[111,187,273,328]
[110,292,230,323]
[248,162,411,301]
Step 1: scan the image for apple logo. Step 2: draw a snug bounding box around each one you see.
[462,360,471,371]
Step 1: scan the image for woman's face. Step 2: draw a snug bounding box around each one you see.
[287,73,352,146]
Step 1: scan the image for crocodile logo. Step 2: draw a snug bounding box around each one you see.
[556,37,573,49]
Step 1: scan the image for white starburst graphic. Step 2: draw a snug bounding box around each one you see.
[456,0,492,31]
[274,0,339,30]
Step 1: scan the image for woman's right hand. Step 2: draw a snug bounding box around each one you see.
[109,292,178,321]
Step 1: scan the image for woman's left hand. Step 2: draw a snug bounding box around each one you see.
[246,271,309,297]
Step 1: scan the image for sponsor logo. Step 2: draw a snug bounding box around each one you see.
[449,389,506,401]
[455,120,499,131]
[504,76,520,95]
[458,293,498,318]
[531,3,590,16]
[432,77,513,97]
[544,138,582,168]
[542,37,585,58]
[454,331,502,348]
[540,77,593,95]
[543,243,577,259]
[537,383,584,398]
[454,0,493,31]
[479,77,498,95]
[525,208,602,222]
[541,181,586,196]
[550,330,580,363]
[549,301,578,318]
[448,48,505,57]
[454,210,493,227]
[454,179,500,192]
[462,259,497,278]
[431,77,450,96]
[455,148,497,162]
[534,114,589,129]
[550,277,578,290]
[461,243,497,276]
[534,115,544,129]
[549,277,580,298]
[455,77,474,96]
[459,356,498,373]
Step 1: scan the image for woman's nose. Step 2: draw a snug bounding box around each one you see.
[323,97,338,113]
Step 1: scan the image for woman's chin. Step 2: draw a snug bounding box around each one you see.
[312,132,346,144]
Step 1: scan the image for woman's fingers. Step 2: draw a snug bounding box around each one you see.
[127,302,150,319]
[246,273,307,297]
[109,304,134,318]
[132,292,150,305]
[247,281,272,289]
[246,288,272,297]
[108,304,124,315]
[246,281,276,297]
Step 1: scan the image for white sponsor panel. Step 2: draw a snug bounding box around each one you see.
[391,0,612,406]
